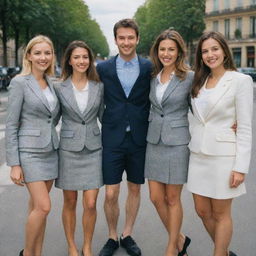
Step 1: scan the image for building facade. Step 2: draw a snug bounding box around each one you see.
[205,0,256,68]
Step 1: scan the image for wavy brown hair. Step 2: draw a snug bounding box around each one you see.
[20,35,55,76]
[61,40,100,82]
[191,31,236,98]
[150,29,189,80]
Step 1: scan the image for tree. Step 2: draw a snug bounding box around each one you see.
[134,0,205,61]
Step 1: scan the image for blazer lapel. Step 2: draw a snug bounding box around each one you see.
[110,56,127,98]
[191,98,205,123]
[60,77,84,119]
[45,76,59,114]
[204,71,232,121]
[82,81,99,116]
[26,74,51,112]
[150,77,162,109]
[161,75,180,104]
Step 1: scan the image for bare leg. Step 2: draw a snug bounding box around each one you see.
[23,180,53,256]
[148,180,188,252]
[34,180,53,255]
[165,185,183,256]
[148,180,168,230]
[62,190,79,256]
[82,189,99,256]
[104,184,120,240]
[212,199,233,256]
[193,194,215,241]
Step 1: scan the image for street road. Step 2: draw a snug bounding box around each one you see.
[0,89,256,256]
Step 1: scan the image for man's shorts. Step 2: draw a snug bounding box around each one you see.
[102,132,146,185]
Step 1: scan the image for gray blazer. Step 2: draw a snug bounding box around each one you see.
[54,77,104,152]
[146,71,194,146]
[5,74,60,166]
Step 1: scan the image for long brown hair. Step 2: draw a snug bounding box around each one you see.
[191,31,236,98]
[20,35,55,76]
[150,29,189,80]
[61,40,100,82]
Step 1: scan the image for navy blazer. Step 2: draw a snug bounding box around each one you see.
[97,55,152,148]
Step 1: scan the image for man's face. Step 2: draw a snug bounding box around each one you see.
[115,27,139,61]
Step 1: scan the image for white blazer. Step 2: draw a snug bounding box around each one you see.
[188,71,253,173]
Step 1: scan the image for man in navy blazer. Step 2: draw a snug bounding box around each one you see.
[97,19,151,256]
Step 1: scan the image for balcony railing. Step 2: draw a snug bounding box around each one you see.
[225,34,256,41]
[206,5,256,17]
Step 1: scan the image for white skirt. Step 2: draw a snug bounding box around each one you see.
[187,152,246,199]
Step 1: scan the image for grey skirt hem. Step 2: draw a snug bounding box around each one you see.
[55,182,103,191]
[146,176,186,185]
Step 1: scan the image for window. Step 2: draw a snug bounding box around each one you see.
[237,0,243,7]
[213,0,219,11]
[247,46,255,67]
[225,19,230,39]
[235,18,242,38]
[251,0,256,5]
[224,0,230,9]
[213,21,219,31]
[250,16,256,38]
[232,48,241,67]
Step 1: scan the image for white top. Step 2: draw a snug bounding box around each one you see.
[72,81,89,113]
[156,70,174,104]
[42,86,56,111]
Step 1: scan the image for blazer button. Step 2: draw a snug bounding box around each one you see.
[82,121,85,125]
[161,114,164,117]
[48,115,52,118]
[47,120,51,123]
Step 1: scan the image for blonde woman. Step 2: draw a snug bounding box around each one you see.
[5,35,60,256]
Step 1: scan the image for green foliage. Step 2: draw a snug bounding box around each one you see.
[0,0,109,65]
[134,0,205,57]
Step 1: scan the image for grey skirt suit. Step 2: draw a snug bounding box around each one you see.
[54,78,104,190]
[145,71,194,184]
[5,74,60,183]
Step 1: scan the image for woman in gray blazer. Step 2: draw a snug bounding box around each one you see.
[144,30,193,256]
[5,35,60,256]
[54,41,103,256]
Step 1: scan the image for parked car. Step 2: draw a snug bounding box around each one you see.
[0,66,9,90]
[237,67,256,82]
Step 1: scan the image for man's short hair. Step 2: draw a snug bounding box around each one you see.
[113,18,139,39]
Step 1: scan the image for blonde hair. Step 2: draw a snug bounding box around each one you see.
[20,35,55,76]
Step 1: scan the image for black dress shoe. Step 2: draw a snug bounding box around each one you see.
[120,236,141,256]
[178,236,191,256]
[19,249,24,256]
[229,251,237,256]
[99,238,119,256]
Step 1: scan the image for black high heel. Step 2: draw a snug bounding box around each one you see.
[178,236,191,256]
[19,249,24,256]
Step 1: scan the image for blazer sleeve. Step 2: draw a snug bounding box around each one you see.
[5,77,25,166]
[233,75,253,173]
[97,82,104,123]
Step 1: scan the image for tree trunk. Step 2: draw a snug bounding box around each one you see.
[14,29,19,66]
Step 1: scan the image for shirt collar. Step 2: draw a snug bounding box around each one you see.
[116,54,138,67]
[156,69,175,84]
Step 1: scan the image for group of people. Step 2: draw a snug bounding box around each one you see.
[5,18,253,256]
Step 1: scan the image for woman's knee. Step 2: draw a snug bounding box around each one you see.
[195,206,212,220]
[34,201,51,216]
[84,198,97,211]
[63,193,78,210]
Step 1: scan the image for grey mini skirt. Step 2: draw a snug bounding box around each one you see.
[20,150,58,183]
[55,147,103,191]
[145,141,189,184]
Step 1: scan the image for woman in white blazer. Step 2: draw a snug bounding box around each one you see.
[54,41,103,256]
[187,31,253,256]
[5,35,60,256]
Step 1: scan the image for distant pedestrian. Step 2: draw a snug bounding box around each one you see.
[96,18,151,256]
[54,40,103,256]
[145,29,193,256]
[5,35,60,256]
[187,31,253,256]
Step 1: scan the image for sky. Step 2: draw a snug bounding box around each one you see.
[84,0,146,55]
